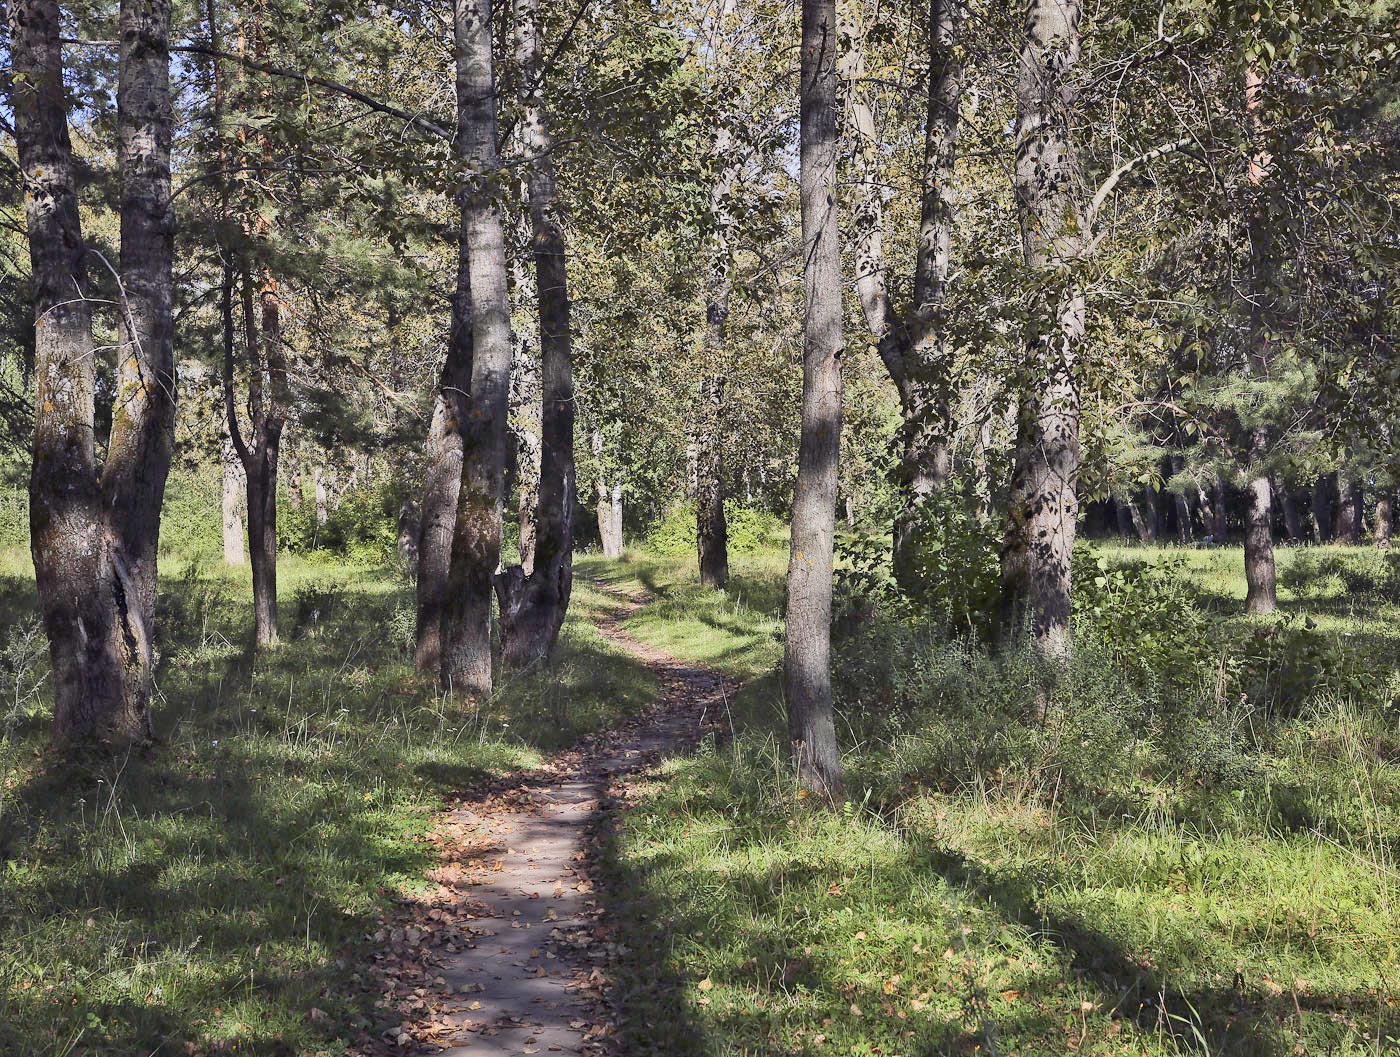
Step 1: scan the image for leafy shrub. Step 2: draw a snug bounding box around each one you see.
[280,483,400,564]
[837,494,1000,638]
[0,488,26,550]
[1071,548,1218,691]
[644,501,778,559]
[157,473,226,559]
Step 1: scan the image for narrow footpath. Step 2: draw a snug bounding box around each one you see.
[354,585,734,1056]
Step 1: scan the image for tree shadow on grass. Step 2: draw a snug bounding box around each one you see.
[0,563,666,1057]
[920,845,1397,1057]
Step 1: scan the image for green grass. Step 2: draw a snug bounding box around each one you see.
[0,550,656,1057]
[591,541,1400,1057]
[5,539,1400,1056]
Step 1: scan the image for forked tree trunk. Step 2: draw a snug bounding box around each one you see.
[442,0,515,695]
[222,435,245,564]
[11,0,176,742]
[1000,0,1084,660]
[785,0,844,802]
[494,0,576,669]
[414,238,471,673]
[844,0,962,589]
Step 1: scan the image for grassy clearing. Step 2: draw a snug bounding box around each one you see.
[594,541,1400,1057]
[0,551,655,1057]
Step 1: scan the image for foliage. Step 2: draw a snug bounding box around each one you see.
[837,494,1001,638]
[279,483,404,564]
[643,501,779,560]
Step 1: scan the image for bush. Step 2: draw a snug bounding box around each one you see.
[837,494,1001,638]
[280,482,400,564]
[644,501,778,559]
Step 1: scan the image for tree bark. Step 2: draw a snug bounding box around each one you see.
[843,0,961,588]
[494,0,577,669]
[1244,433,1277,613]
[1000,0,1084,660]
[11,0,176,742]
[592,427,623,558]
[785,0,844,802]
[1375,493,1392,548]
[313,465,329,526]
[1312,471,1336,542]
[1336,472,1362,544]
[397,500,421,575]
[1211,478,1228,540]
[414,235,472,673]
[696,375,729,588]
[1280,484,1302,542]
[222,434,246,564]
[442,0,514,695]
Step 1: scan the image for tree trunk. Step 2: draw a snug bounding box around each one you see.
[442,0,514,696]
[222,435,246,564]
[1312,472,1336,542]
[1244,439,1277,613]
[1141,486,1160,541]
[696,376,729,588]
[11,0,175,742]
[1336,473,1362,544]
[843,0,961,589]
[313,465,329,526]
[1000,0,1084,660]
[397,500,420,575]
[1375,494,1392,548]
[1211,478,1228,540]
[494,0,577,669]
[591,426,624,558]
[785,0,844,802]
[413,235,472,673]
[246,457,279,642]
[1280,485,1302,542]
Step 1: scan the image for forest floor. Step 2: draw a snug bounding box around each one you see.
[0,542,1398,1057]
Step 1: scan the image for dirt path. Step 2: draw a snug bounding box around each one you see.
[356,585,733,1056]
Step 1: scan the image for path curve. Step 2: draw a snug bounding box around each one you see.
[356,584,733,1056]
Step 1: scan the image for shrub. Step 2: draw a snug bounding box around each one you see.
[837,494,1000,638]
[644,501,778,559]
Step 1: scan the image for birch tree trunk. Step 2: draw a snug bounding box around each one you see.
[785,0,844,801]
[414,236,471,673]
[10,0,176,742]
[442,0,515,695]
[1000,0,1084,659]
[494,0,577,669]
[222,435,246,564]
